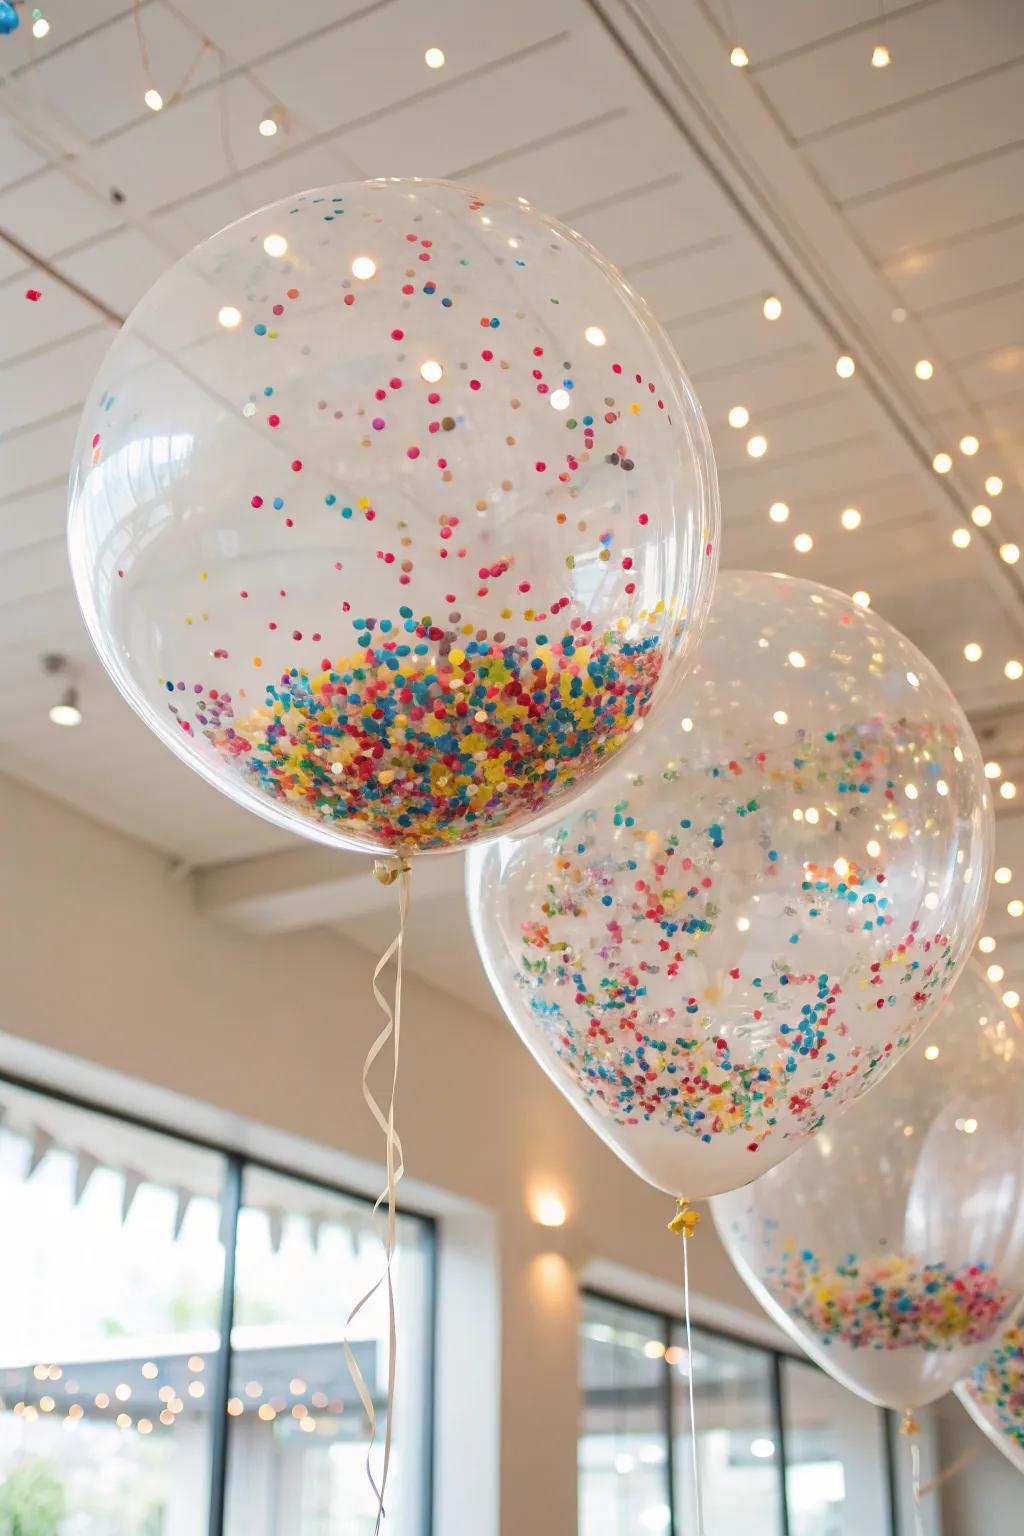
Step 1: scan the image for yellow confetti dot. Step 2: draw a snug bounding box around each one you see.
[630,402,640,414]
[200,571,208,580]
[252,656,262,667]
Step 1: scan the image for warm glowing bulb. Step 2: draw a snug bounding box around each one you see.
[793,533,813,553]
[985,762,1002,779]
[227,1398,244,1416]
[644,1340,666,1359]
[924,1045,940,1060]
[424,46,446,68]
[584,325,606,347]
[144,88,163,112]
[1001,543,1020,564]
[866,839,881,857]
[833,857,850,878]
[963,1117,979,1134]
[32,13,50,37]
[534,1193,567,1228]
[963,642,983,662]
[952,528,971,549]
[1001,780,1017,799]
[730,45,749,67]
[420,359,443,383]
[788,650,806,669]
[841,507,861,530]
[932,451,953,474]
[871,43,891,66]
[728,405,750,428]
[762,295,782,321]
[1006,659,1024,680]
[49,700,81,727]
[852,590,870,608]
[914,359,933,380]
[549,388,571,411]
[769,501,789,523]
[351,256,377,281]
[959,434,979,456]
[1003,990,1020,1008]
[263,234,287,258]
[747,434,767,458]
[258,115,279,137]
[835,355,855,378]
[772,710,788,725]
[986,476,1004,496]
[988,964,1005,983]
[1009,900,1024,918]
[141,1363,158,1380]
[979,936,996,953]
[995,866,1013,884]
[218,305,241,329]
[971,504,991,527]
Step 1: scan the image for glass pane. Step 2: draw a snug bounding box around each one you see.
[782,1357,891,1536]
[224,1165,433,1536]
[0,1081,228,1535]
[670,1325,783,1535]
[579,1295,671,1536]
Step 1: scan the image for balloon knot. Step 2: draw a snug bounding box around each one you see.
[668,1198,701,1237]
[900,1410,920,1436]
[374,856,412,886]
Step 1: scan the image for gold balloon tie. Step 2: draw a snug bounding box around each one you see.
[668,1197,701,1238]
[900,1408,920,1435]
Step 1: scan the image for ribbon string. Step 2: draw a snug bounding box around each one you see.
[343,864,411,1532]
[681,1226,705,1536]
[910,1437,924,1536]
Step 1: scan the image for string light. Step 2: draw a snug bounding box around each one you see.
[932,451,952,474]
[533,1193,567,1227]
[793,533,813,553]
[960,434,980,456]
[1003,990,1020,1008]
[787,651,806,669]
[986,476,1004,496]
[924,1044,940,1061]
[728,405,750,428]
[746,434,767,458]
[985,762,1002,780]
[31,10,50,37]
[217,305,242,329]
[144,87,163,112]
[994,866,1012,884]
[978,936,996,953]
[952,528,971,549]
[971,504,991,526]
[730,45,750,67]
[1001,781,1017,799]
[852,590,871,607]
[424,46,446,68]
[420,360,443,383]
[263,234,287,258]
[1009,900,1024,918]
[769,502,790,523]
[841,507,861,530]
[987,964,1005,983]
[871,43,891,67]
[963,642,982,662]
[762,295,782,320]
[258,106,285,137]
[351,256,377,281]
[914,359,933,380]
[1000,543,1020,564]
[1006,660,1023,680]
[584,326,606,347]
[835,355,856,378]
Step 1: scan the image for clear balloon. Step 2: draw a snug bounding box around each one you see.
[467,570,992,1198]
[956,1313,1024,1473]
[68,178,718,857]
[713,967,1024,1409]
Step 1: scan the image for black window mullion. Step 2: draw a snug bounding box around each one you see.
[771,1352,792,1536]
[207,1151,243,1536]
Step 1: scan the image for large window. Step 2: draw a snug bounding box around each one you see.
[0,1077,434,1536]
[580,1292,898,1536]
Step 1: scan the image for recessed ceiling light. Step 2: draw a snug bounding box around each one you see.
[144,88,164,112]
[932,451,953,474]
[769,502,790,523]
[728,405,750,429]
[852,590,870,608]
[971,504,991,527]
[835,354,855,379]
[424,46,446,68]
[218,305,242,329]
[959,435,980,456]
[952,528,971,549]
[871,43,891,67]
[914,359,933,380]
[841,507,861,530]
[986,475,1004,496]
[730,45,750,67]
[762,295,782,321]
[747,434,767,458]
[793,532,813,553]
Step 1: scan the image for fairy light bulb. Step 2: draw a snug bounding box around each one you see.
[978,936,996,953]
[971,504,991,527]
[769,502,789,523]
[793,533,813,553]
[730,45,750,67]
[144,87,163,112]
[31,10,50,37]
[952,528,971,549]
[728,405,750,429]
[932,451,952,474]
[841,507,861,530]
[762,295,782,321]
[959,434,979,456]
[914,359,933,380]
[986,476,1004,496]
[963,642,982,662]
[746,434,767,458]
[871,43,891,67]
[424,46,446,68]
[985,762,1002,780]
[1000,543,1020,565]
[1005,659,1023,680]
[351,256,377,281]
[852,590,870,608]
[835,354,856,379]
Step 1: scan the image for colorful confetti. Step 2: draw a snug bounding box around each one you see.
[959,1318,1024,1470]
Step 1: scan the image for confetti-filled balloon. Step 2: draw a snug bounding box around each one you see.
[68,179,718,857]
[713,967,1024,1409]
[957,1312,1024,1473]
[467,570,992,1199]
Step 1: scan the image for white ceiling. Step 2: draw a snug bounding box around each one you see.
[2,0,1023,999]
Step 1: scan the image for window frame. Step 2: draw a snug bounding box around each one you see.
[581,1284,904,1536]
[0,1065,438,1536]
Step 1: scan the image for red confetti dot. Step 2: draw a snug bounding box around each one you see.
[24,288,41,302]
[344,293,355,306]
[291,459,302,472]
[251,496,263,508]
[391,329,404,340]
[268,414,280,427]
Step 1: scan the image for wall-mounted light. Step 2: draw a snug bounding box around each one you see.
[533,1192,567,1228]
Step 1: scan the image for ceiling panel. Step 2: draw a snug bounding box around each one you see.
[924,282,1024,362]
[0,167,121,257]
[0,323,110,433]
[883,216,1024,313]
[844,141,1024,260]
[723,0,924,63]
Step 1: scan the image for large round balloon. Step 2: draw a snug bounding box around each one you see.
[713,967,1024,1408]
[956,1313,1024,1473]
[467,570,992,1197]
[67,178,718,857]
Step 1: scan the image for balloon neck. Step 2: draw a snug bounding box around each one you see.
[900,1409,920,1436]
[374,856,412,886]
[668,1198,701,1238]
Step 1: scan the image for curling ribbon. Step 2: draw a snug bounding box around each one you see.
[343,859,411,1531]
[900,1409,925,1536]
[672,1199,705,1536]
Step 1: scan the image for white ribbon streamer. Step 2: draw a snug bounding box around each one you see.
[343,866,410,1532]
[681,1233,705,1536]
